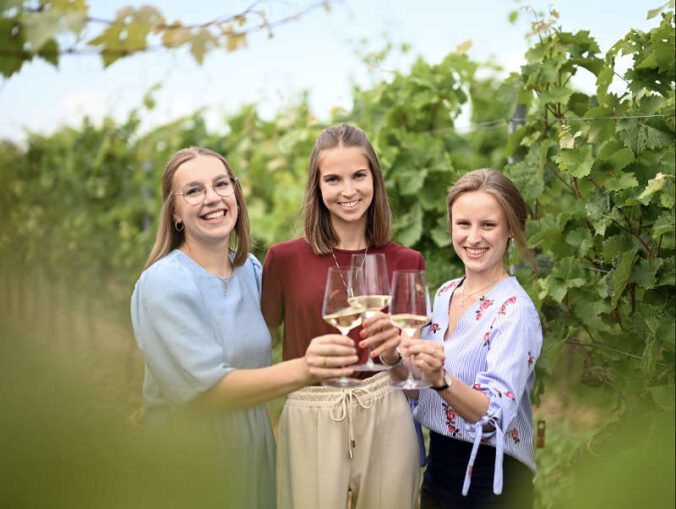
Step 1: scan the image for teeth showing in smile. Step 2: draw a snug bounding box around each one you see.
[466,248,487,255]
[340,200,359,208]
[203,210,225,220]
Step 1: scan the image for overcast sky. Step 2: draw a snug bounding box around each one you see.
[0,0,661,144]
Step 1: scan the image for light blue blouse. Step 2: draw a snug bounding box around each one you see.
[131,249,275,508]
[412,276,542,496]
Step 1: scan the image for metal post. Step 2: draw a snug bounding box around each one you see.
[508,104,526,274]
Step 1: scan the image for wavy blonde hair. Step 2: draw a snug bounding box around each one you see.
[303,123,392,255]
[144,147,250,270]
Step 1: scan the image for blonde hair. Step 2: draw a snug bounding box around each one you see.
[144,147,250,270]
[303,123,392,255]
[447,168,533,267]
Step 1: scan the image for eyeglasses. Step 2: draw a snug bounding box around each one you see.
[173,177,238,206]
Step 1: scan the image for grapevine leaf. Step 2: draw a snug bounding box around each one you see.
[397,167,428,196]
[541,86,573,105]
[21,11,64,51]
[595,66,614,104]
[647,2,672,19]
[161,22,192,48]
[571,292,611,328]
[605,172,638,192]
[611,248,638,309]
[190,28,218,64]
[565,228,593,257]
[556,144,593,178]
[638,172,667,204]
[504,143,544,202]
[629,258,664,289]
[394,201,423,246]
[0,18,29,77]
[608,147,635,173]
[652,211,675,237]
[585,192,611,236]
[637,124,673,153]
[430,217,452,248]
[602,234,632,262]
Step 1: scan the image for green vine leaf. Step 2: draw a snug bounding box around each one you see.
[556,144,593,178]
[611,248,638,309]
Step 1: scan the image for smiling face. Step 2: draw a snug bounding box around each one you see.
[318,146,374,233]
[450,190,510,279]
[171,155,238,250]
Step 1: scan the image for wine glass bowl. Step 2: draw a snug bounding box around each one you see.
[321,266,365,387]
[349,253,392,372]
[388,269,431,389]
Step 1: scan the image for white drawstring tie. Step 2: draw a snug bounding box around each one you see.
[329,387,373,458]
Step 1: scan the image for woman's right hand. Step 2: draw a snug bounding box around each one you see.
[303,334,359,384]
[405,338,446,387]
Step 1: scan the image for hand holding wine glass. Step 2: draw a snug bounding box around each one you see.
[388,269,432,390]
[321,266,365,387]
[349,253,394,372]
[304,334,360,383]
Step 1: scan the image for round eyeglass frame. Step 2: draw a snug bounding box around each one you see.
[173,176,238,205]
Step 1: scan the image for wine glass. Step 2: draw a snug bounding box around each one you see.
[321,266,365,387]
[388,269,432,389]
[349,253,392,372]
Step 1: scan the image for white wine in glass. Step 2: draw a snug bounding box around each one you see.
[349,253,392,372]
[321,266,365,387]
[389,269,432,390]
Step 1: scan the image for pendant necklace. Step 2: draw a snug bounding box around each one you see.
[330,245,368,296]
[457,274,504,306]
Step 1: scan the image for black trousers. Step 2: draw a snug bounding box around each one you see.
[421,431,534,509]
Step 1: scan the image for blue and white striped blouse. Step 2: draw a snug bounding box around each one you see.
[412,276,542,496]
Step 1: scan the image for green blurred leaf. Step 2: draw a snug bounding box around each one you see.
[611,248,638,308]
[394,201,423,246]
[629,258,663,289]
[556,145,593,178]
[652,211,675,237]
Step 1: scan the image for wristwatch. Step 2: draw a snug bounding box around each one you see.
[431,370,452,392]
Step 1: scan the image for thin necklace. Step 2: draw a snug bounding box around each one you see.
[457,274,504,305]
[184,244,232,293]
[330,245,368,295]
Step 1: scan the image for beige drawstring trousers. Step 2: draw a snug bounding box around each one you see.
[276,372,420,509]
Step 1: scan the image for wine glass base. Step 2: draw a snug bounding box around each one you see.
[321,376,364,388]
[389,378,431,390]
[351,362,391,372]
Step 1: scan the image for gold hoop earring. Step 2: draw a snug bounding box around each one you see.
[174,221,184,232]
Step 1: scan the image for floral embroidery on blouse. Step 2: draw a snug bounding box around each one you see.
[506,391,515,401]
[528,351,534,367]
[443,402,459,437]
[482,331,491,346]
[438,280,459,295]
[474,296,495,320]
[511,427,520,444]
[481,296,518,346]
[430,322,440,334]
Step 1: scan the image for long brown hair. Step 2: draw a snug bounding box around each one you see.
[447,168,533,268]
[303,123,392,255]
[143,147,250,270]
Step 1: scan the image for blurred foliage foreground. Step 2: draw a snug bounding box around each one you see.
[1,4,674,509]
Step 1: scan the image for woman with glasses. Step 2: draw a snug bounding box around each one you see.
[261,124,425,509]
[130,147,358,509]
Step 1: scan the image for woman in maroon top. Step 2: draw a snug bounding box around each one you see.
[262,124,425,509]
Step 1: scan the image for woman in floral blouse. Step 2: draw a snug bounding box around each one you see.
[402,168,542,509]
